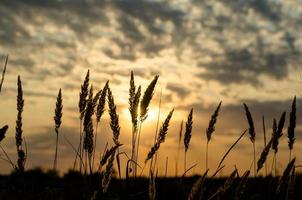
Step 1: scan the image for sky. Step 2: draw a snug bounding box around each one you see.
[0,0,302,177]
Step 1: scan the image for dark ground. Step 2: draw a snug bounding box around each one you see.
[0,169,301,200]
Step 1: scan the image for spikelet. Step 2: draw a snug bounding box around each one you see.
[83,86,94,156]
[206,101,222,142]
[129,71,136,110]
[17,149,25,172]
[107,85,120,145]
[184,109,193,152]
[0,125,8,142]
[99,143,122,171]
[277,112,286,136]
[131,86,141,131]
[272,112,286,153]
[287,96,296,150]
[79,69,90,120]
[0,55,8,93]
[15,75,24,148]
[96,81,109,123]
[179,120,183,144]
[257,139,272,172]
[54,89,63,133]
[92,89,102,112]
[140,75,159,122]
[145,109,174,163]
[243,103,255,143]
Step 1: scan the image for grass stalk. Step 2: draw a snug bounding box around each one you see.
[262,115,267,176]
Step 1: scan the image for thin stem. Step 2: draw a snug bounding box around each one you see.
[80,122,84,173]
[275,154,277,176]
[217,129,247,170]
[131,126,136,177]
[165,156,168,177]
[262,116,267,176]
[73,120,82,171]
[176,142,180,177]
[135,122,142,177]
[92,121,99,172]
[184,151,187,175]
[206,142,209,171]
[253,142,256,177]
[88,153,92,175]
[271,153,276,176]
[0,144,15,168]
[53,130,59,171]
[116,147,121,179]
[289,149,292,163]
[63,135,85,169]
[149,92,162,178]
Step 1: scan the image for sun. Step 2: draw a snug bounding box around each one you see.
[122,108,159,122]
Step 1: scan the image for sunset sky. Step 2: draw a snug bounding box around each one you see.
[0,0,302,177]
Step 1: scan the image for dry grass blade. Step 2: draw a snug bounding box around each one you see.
[53,88,63,171]
[149,170,156,200]
[188,170,209,200]
[217,129,247,169]
[206,101,222,142]
[107,85,120,145]
[243,103,255,142]
[0,55,8,93]
[287,96,296,153]
[140,75,159,122]
[276,158,296,195]
[184,108,193,152]
[257,139,272,172]
[234,170,250,200]
[96,81,109,123]
[0,125,8,142]
[145,109,174,163]
[182,163,198,178]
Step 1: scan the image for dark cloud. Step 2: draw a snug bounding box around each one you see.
[0,0,301,86]
[166,83,190,99]
[198,47,294,86]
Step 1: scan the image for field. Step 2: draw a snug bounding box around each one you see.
[0,58,300,200]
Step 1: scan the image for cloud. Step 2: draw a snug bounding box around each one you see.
[166,83,190,99]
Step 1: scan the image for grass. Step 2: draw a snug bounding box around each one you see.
[0,65,300,199]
